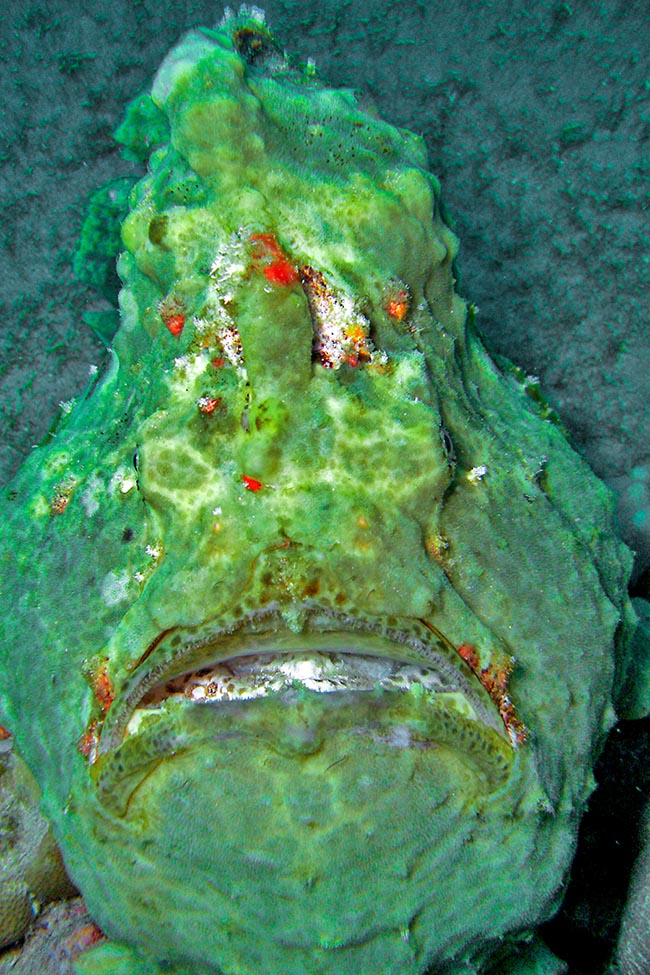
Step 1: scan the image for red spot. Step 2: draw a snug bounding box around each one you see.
[211,356,226,368]
[197,396,222,415]
[250,232,283,257]
[242,474,264,492]
[263,259,298,286]
[457,642,480,671]
[0,723,11,741]
[158,295,186,337]
[250,232,297,287]
[457,643,527,745]
[164,313,185,337]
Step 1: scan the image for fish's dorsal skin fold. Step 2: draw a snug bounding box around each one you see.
[0,10,635,975]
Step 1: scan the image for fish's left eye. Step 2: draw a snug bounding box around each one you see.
[441,427,456,466]
[233,27,279,66]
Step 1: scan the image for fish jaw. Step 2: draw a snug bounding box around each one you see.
[89,606,516,814]
[65,611,551,975]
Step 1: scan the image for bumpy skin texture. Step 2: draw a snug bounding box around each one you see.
[0,12,636,975]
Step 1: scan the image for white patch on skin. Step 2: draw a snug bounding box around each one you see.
[101,570,131,607]
[386,725,412,748]
[109,467,137,495]
[467,465,488,483]
[80,475,104,517]
[171,353,208,382]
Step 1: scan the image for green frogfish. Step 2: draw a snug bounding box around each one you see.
[0,8,638,975]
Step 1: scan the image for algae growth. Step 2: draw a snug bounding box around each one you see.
[0,9,636,975]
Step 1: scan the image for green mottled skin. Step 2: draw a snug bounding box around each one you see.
[0,12,636,975]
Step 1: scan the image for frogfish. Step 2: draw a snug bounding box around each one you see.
[0,8,639,975]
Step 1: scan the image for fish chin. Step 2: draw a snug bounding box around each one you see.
[75,712,532,975]
[71,616,538,975]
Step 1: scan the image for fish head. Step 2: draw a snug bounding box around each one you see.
[0,11,635,975]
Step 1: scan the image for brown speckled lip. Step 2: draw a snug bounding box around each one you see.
[97,602,506,756]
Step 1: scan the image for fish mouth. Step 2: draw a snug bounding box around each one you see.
[93,604,516,814]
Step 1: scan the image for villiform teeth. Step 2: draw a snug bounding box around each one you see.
[133,650,463,711]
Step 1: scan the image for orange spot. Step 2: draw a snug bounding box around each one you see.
[90,660,114,714]
[0,723,11,740]
[50,490,71,515]
[425,532,450,566]
[197,396,222,415]
[346,324,367,345]
[457,642,480,671]
[385,286,410,322]
[457,644,527,746]
[242,474,263,492]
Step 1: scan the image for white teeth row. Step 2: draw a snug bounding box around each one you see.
[148,651,451,705]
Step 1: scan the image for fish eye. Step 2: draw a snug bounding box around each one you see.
[232,27,279,66]
[441,427,455,465]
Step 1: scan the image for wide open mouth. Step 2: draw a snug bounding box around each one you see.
[93,605,517,813]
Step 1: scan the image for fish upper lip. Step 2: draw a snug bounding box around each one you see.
[98,602,507,755]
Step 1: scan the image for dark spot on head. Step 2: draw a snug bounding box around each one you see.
[233,26,280,66]
[148,215,168,246]
[121,527,134,543]
[303,578,320,598]
[441,427,456,466]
